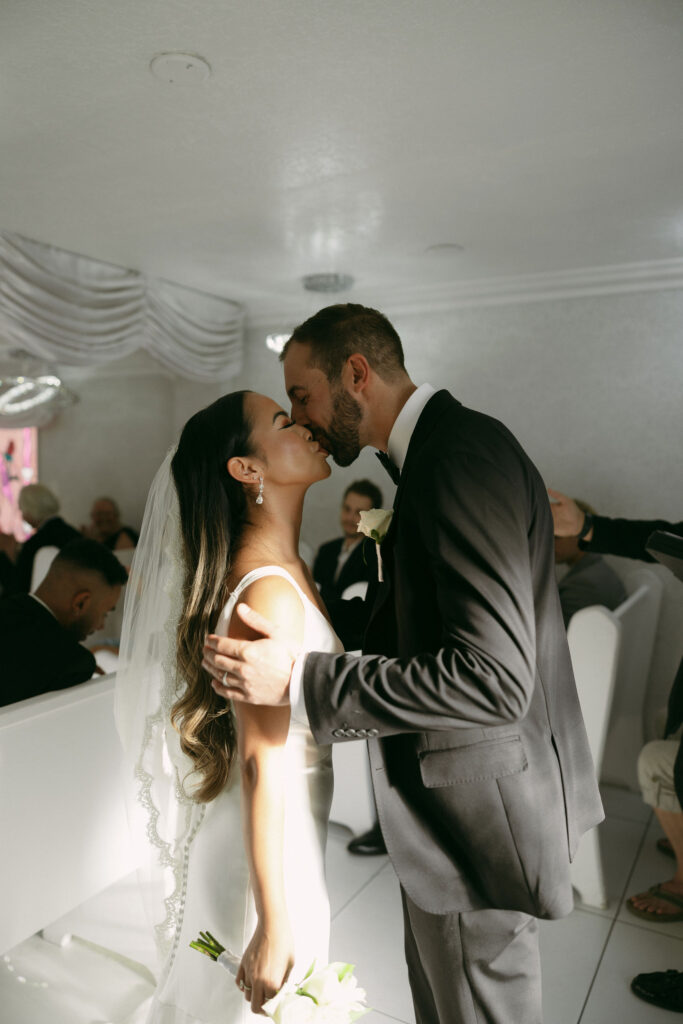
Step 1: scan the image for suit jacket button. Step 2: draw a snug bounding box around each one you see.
[332,729,345,738]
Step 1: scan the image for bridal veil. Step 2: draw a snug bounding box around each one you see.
[114,449,205,966]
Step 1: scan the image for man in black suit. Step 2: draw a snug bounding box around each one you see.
[0,538,128,707]
[313,479,382,636]
[0,483,80,594]
[205,305,603,1023]
[314,479,387,855]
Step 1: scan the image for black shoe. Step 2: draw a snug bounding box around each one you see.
[631,970,683,1012]
[347,824,387,856]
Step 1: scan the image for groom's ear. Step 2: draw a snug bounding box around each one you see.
[71,589,91,617]
[346,353,370,393]
[226,456,260,485]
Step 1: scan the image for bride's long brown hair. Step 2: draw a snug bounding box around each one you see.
[170,391,257,802]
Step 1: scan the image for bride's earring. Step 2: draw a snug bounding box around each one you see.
[255,476,264,505]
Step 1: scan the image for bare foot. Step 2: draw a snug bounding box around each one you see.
[629,880,683,917]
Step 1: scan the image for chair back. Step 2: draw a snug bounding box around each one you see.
[0,678,139,954]
[29,544,59,591]
[567,606,621,767]
[600,567,663,790]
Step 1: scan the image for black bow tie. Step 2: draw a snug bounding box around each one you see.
[375,450,401,486]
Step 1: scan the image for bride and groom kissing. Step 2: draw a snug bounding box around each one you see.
[119,303,602,1023]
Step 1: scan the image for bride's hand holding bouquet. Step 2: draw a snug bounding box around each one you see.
[236,918,295,1015]
[190,929,370,1021]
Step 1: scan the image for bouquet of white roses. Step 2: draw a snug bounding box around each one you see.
[190,931,369,1022]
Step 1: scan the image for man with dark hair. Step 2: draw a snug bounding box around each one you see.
[285,303,406,388]
[313,479,383,612]
[0,539,128,706]
[205,304,603,1024]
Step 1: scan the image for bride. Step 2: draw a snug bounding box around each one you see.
[115,390,342,1022]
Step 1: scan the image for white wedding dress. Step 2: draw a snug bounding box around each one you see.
[146,566,343,1024]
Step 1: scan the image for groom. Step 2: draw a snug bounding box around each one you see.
[204,304,603,1023]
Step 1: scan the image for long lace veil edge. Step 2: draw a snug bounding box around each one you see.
[114,448,205,965]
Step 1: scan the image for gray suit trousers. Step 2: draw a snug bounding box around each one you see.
[401,888,542,1024]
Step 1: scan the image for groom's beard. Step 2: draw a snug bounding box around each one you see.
[318,388,362,467]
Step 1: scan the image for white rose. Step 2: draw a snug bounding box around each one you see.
[356,509,393,543]
[298,964,368,1017]
[263,990,317,1023]
[299,963,346,1005]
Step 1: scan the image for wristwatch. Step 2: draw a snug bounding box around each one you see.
[578,512,594,540]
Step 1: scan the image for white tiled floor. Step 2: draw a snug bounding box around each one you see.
[3,789,683,1023]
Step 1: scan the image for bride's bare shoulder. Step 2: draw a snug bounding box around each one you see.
[229,571,305,642]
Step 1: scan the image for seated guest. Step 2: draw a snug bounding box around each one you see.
[84,496,139,551]
[0,484,81,595]
[313,479,383,605]
[626,740,683,923]
[0,539,128,707]
[555,498,626,627]
[550,489,683,1013]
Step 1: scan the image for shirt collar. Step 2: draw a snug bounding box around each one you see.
[29,592,57,619]
[386,384,436,471]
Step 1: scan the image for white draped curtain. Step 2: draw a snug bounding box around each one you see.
[0,232,244,381]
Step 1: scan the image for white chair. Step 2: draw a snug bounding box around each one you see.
[0,678,140,955]
[566,606,621,908]
[29,544,59,591]
[568,566,662,907]
[600,566,663,791]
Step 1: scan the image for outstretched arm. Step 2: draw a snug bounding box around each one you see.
[548,487,682,561]
[227,576,304,1014]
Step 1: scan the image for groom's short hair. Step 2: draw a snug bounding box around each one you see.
[282,303,406,383]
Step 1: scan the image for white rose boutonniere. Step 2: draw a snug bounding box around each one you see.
[357,508,394,582]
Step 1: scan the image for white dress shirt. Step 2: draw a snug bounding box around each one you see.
[29,592,57,619]
[290,383,438,723]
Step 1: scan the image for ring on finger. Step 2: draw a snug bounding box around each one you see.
[222,670,229,686]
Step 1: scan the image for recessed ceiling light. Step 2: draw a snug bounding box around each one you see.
[424,243,465,254]
[302,273,354,293]
[150,53,212,86]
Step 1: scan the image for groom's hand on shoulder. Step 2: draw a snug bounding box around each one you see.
[203,580,303,707]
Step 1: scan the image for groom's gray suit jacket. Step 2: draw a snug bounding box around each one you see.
[303,390,603,919]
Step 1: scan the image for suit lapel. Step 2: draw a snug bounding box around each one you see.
[364,390,460,637]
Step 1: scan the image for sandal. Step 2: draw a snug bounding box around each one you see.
[627,883,683,922]
[657,837,676,859]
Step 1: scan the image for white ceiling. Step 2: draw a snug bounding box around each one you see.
[2,0,683,327]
